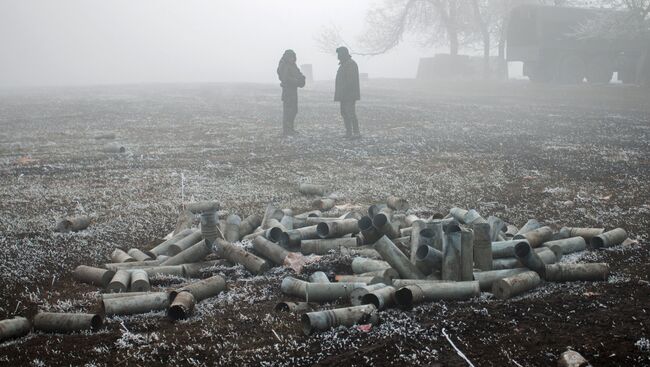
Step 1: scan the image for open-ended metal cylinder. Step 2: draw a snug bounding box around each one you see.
[252,236,289,266]
[111,249,136,263]
[101,292,165,300]
[492,239,527,259]
[505,224,519,238]
[487,216,505,242]
[386,196,409,211]
[200,209,220,244]
[375,236,425,279]
[514,226,553,248]
[162,240,212,266]
[33,312,102,333]
[168,290,195,320]
[361,286,396,310]
[309,271,330,283]
[544,263,609,282]
[302,304,379,335]
[55,215,92,233]
[473,222,492,271]
[143,265,186,277]
[543,236,587,255]
[351,258,391,274]
[359,268,399,281]
[559,227,605,242]
[150,228,195,256]
[591,228,627,249]
[172,275,226,302]
[301,238,359,255]
[127,248,154,262]
[442,230,462,281]
[295,210,322,219]
[261,204,285,229]
[108,270,131,293]
[334,275,384,284]
[73,265,115,287]
[358,216,382,245]
[183,260,229,278]
[186,201,221,214]
[429,220,444,251]
[372,212,400,239]
[239,214,262,238]
[392,279,449,288]
[409,220,426,263]
[472,268,529,291]
[299,183,326,196]
[130,269,150,292]
[316,219,360,239]
[224,214,241,242]
[460,229,474,281]
[280,215,294,231]
[0,317,30,342]
[514,219,541,236]
[168,230,204,256]
[305,282,367,302]
[464,209,486,225]
[514,241,546,275]
[274,301,315,313]
[350,283,388,306]
[395,281,480,309]
[281,277,308,298]
[312,198,335,211]
[217,239,270,275]
[415,245,443,276]
[492,271,541,300]
[449,207,469,223]
[103,292,170,316]
[342,246,382,259]
[367,204,387,218]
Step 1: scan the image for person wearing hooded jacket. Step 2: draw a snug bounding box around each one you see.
[334,46,361,139]
[277,49,306,136]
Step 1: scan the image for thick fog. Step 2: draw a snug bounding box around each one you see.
[0,0,427,87]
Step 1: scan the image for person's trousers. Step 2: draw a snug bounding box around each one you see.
[340,100,359,135]
[283,97,298,134]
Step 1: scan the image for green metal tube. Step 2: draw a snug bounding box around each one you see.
[492,271,541,300]
[33,312,102,333]
[301,304,378,335]
[167,290,196,320]
[395,281,480,308]
[590,228,627,249]
[0,317,31,342]
[351,258,391,273]
[375,236,425,279]
[472,268,528,291]
[544,263,609,282]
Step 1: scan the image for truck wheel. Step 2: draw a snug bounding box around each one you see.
[586,56,613,84]
[557,55,585,84]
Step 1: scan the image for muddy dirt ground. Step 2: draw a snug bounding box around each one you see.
[0,80,649,366]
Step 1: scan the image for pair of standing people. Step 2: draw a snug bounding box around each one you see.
[277,47,361,138]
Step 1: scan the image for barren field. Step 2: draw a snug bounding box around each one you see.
[0,80,649,366]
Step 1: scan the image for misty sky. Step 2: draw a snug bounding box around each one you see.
[0,0,430,87]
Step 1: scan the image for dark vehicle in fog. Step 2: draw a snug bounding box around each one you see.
[506,5,648,84]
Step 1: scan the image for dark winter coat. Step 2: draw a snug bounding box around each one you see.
[334,57,360,102]
[277,62,305,101]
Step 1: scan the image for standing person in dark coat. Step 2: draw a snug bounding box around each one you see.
[277,49,306,136]
[334,46,361,139]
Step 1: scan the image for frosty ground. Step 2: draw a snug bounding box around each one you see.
[0,80,649,366]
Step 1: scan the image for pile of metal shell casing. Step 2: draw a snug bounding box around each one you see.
[272,196,627,334]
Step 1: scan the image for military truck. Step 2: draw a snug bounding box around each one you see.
[506,4,648,84]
